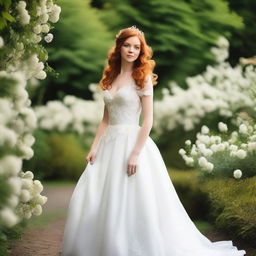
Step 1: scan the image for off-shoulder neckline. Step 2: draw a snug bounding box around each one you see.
[105,80,135,99]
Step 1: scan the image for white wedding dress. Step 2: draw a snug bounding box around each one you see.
[61,79,246,256]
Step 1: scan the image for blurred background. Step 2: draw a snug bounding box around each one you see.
[0,0,255,255]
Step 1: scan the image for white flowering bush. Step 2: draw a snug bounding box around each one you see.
[0,1,61,244]
[0,0,61,76]
[16,171,47,220]
[154,36,256,134]
[179,120,256,179]
[34,83,103,134]
[0,169,47,227]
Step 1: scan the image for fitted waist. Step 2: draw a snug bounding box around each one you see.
[108,123,141,128]
[101,123,141,143]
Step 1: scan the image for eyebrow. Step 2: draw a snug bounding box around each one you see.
[124,42,140,46]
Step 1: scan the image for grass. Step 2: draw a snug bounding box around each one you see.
[27,210,67,229]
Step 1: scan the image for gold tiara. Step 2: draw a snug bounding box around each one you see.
[115,25,144,39]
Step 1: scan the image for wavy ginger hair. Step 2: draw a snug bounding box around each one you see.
[99,27,158,91]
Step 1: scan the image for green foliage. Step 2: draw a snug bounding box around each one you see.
[201,177,256,243]
[0,0,15,31]
[23,130,52,180]
[227,0,256,64]
[0,178,12,210]
[155,128,198,169]
[46,132,87,180]
[23,131,88,180]
[181,119,256,179]
[0,220,26,256]
[35,0,113,103]
[97,0,243,86]
[168,169,210,220]
[170,169,256,243]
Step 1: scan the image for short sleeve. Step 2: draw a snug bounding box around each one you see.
[137,74,154,97]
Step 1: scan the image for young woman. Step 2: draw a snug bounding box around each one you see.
[61,26,246,256]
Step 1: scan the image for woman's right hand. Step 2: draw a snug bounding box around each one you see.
[86,149,97,165]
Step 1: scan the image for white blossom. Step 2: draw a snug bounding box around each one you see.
[7,177,22,195]
[35,70,47,80]
[33,180,44,194]
[33,25,42,34]
[0,207,19,227]
[44,33,53,43]
[184,156,194,166]
[248,142,256,152]
[32,204,43,216]
[41,24,50,33]
[239,124,248,134]
[229,144,238,151]
[48,4,61,23]
[22,134,35,147]
[205,162,214,172]
[198,157,208,168]
[32,195,48,205]
[21,178,33,190]
[218,122,228,133]
[20,189,31,203]
[0,126,18,147]
[7,195,19,208]
[39,13,49,23]
[233,169,242,179]
[185,140,191,146]
[235,149,247,159]
[178,148,186,156]
[0,36,4,48]
[0,155,22,176]
[24,211,32,219]
[201,125,209,134]
[16,1,30,25]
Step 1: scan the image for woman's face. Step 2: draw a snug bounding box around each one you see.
[120,36,141,63]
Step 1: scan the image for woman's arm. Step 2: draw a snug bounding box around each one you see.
[127,74,154,175]
[90,104,109,151]
[133,76,153,155]
[86,104,109,164]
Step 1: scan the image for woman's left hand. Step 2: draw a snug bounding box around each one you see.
[127,153,139,177]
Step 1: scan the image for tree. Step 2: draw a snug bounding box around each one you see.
[93,0,243,87]
[36,0,113,103]
[226,0,256,65]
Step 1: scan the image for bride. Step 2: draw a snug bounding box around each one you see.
[61,25,246,256]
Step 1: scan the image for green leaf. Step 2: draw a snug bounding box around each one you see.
[4,0,12,9]
[2,11,15,22]
[0,17,7,30]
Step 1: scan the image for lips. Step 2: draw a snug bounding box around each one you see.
[127,55,134,58]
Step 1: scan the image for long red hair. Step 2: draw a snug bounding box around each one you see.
[99,27,158,90]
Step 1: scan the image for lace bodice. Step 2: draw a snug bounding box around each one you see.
[102,79,153,125]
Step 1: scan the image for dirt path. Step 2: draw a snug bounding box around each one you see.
[10,184,75,256]
[10,217,66,256]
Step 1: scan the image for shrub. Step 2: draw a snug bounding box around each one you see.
[168,169,210,220]
[179,120,256,178]
[24,131,89,180]
[201,177,256,243]
[170,169,256,243]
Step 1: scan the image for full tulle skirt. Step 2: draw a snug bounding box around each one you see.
[62,124,246,256]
